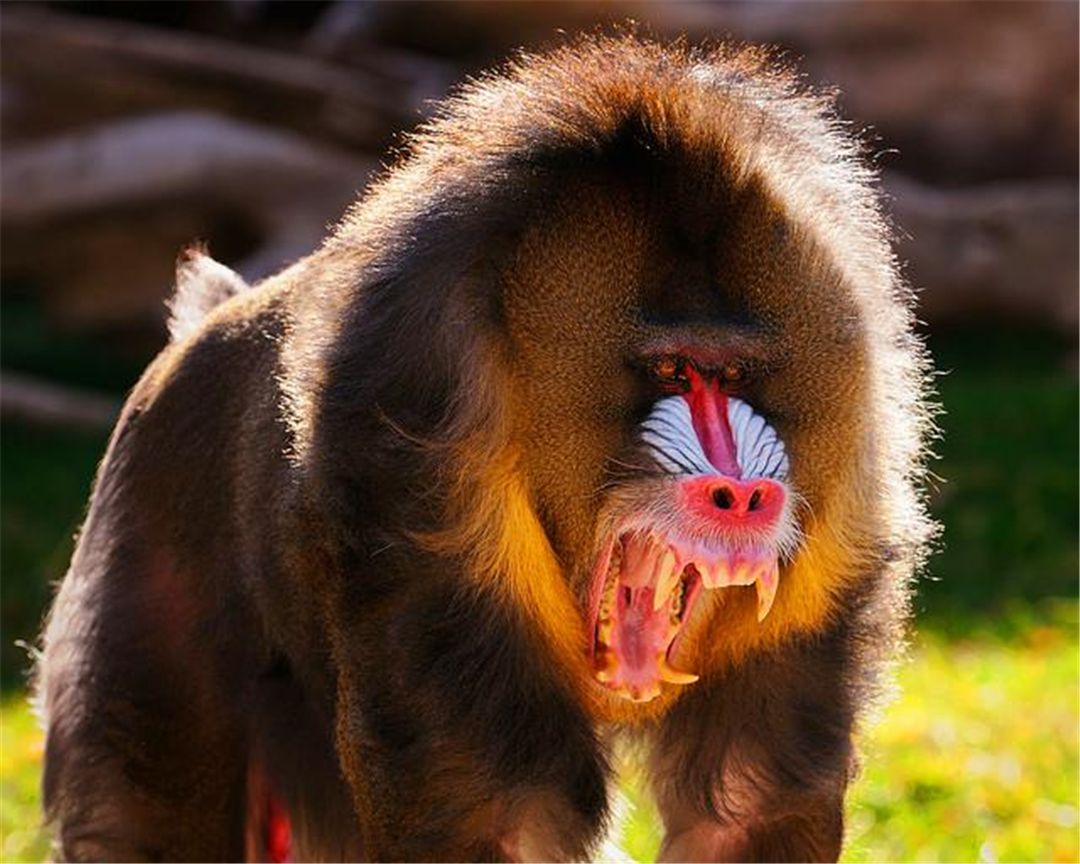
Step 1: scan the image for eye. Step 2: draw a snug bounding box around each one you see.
[653,356,680,381]
[712,358,756,395]
[649,355,690,391]
[719,358,750,388]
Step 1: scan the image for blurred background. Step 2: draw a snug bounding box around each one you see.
[0,2,1076,861]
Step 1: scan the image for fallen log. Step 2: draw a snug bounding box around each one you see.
[886,174,1078,335]
[1,371,120,431]
[1,112,374,330]
[1,111,370,222]
[0,6,440,151]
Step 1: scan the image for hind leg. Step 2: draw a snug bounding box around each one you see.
[39,555,252,862]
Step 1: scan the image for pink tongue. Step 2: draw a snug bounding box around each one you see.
[614,586,668,682]
[620,535,656,589]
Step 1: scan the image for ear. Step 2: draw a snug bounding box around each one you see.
[167,246,249,342]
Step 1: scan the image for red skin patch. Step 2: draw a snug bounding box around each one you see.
[678,367,785,532]
[246,765,292,863]
[677,475,786,531]
[683,366,739,477]
[266,795,292,864]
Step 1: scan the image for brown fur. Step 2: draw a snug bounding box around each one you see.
[37,35,934,862]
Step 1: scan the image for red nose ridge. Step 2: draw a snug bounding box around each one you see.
[683,367,739,477]
[679,475,785,528]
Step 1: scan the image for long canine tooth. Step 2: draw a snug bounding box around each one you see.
[652,549,680,611]
[755,562,780,622]
[658,654,700,685]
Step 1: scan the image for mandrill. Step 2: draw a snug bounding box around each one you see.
[37,35,935,863]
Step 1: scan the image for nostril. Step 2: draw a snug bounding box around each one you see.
[688,477,781,523]
[712,486,735,510]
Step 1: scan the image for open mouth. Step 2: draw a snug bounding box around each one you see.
[589,530,780,703]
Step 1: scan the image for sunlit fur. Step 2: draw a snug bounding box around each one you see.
[309,36,935,710]
[297,35,936,716]
[38,34,937,861]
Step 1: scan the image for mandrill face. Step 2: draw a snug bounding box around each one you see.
[505,167,868,706]
[586,364,799,702]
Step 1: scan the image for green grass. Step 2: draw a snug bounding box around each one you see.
[618,606,1080,864]
[842,608,1079,864]
[0,300,1076,862]
[0,696,50,863]
[4,613,1075,864]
